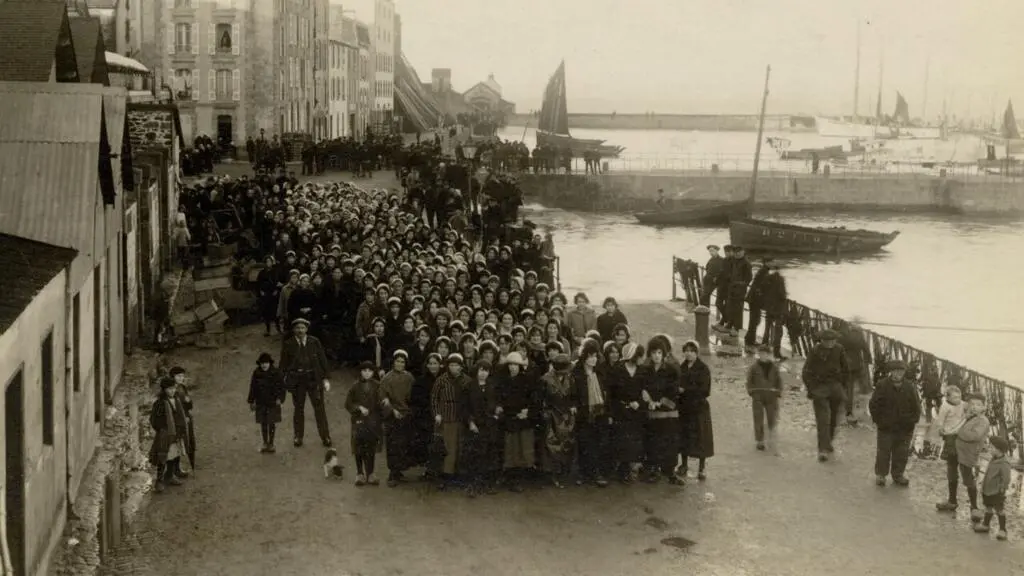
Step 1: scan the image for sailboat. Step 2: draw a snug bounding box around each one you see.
[979,100,1024,170]
[536,61,624,157]
[731,66,901,256]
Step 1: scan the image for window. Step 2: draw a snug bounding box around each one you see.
[216,23,232,53]
[174,69,193,100]
[41,331,54,446]
[72,294,81,392]
[175,22,192,53]
[216,69,232,100]
[175,0,192,7]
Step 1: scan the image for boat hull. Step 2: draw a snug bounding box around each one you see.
[729,217,899,255]
[635,201,749,227]
[814,117,881,139]
[537,130,624,158]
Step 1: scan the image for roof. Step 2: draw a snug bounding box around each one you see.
[85,0,118,9]
[0,1,75,82]
[69,17,109,85]
[355,22,371,47]
[105,51,148,74]
[464,81,501,100]
[341,17,358,46]
[0,82,108,253]
[0,233,78,333]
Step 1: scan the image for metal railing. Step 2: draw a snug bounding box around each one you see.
[672,256,1024,462]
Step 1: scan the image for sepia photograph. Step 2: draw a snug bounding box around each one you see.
[0,0,1021,574]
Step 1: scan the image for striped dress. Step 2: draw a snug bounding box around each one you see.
[431,371,469,474]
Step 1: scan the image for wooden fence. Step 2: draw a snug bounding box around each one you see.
[672,256,1024,462]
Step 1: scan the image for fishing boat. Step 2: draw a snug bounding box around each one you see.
[729,218,900,255]
[634,200,750,227]
[536,61,624,158]
[729,65,901,256]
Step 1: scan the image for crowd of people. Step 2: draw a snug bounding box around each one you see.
[156,139,1014,541]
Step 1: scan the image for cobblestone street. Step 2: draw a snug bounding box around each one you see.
[101,302,1024,576]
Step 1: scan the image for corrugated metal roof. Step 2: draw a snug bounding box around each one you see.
[0,82,105,143]
[0,233,77,334]
[0,83,105,253]
[0,143,101,252]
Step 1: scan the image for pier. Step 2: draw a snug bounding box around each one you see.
[506,113,810,132]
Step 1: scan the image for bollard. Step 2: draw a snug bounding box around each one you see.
[694,306,711,354]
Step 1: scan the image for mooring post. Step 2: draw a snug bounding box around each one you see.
[694,305,711,354]
[671,258,678,301]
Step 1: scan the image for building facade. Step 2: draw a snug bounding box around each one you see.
[355,20,372,139]
[371,0,394,130]
[311,0,330,140]
[327,37,349,139]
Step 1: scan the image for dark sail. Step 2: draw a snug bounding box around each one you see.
[893,92,910,124]
[538,61,570,136]
[1002,99,1020,140]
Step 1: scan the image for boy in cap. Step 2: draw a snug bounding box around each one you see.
[800,329,850,461]
[868,359,920,486]
[746,344,783,452]
[956,393,991,523]
[700,244,723,308]
[976,436,1012,540]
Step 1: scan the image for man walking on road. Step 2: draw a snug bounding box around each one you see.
[280,318,333,448]
[869,359,921,487]
[801,329,849,462]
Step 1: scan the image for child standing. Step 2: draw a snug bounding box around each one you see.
[746,345,783,452]
[248,353,286,453]
[345,362,382,486]
[975,436,1012,540]
[932,386,967,512]
[954,393,991,522]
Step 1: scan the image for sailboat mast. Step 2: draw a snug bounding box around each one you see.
[875,47,884,121]
[922,56,930,121]
[749,65,772,204]
[853,21,861,120]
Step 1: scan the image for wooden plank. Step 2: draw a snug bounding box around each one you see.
[193,276,233,292]
[193,264,234,280]
[194,300,221,322]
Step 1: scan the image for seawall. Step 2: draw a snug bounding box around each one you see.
[518,171,1024,215]
[507,113,814,132]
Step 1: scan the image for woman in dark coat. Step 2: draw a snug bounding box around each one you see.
[678,339,714,480]
[595,297,628,343]
[497,351,538,492]
[643,337,683,485]
[607,342,647,483]
[256,256,281,335]
[573,340,614,487]
[462,360,502,497]
[409,352,442,471]
[248,352,286,453]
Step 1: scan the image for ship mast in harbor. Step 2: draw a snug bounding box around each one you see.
[853,21,861,121]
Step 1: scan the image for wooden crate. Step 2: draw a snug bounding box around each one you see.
[194,300,221,322]
[193,276,233,292]
[193,264,234,280]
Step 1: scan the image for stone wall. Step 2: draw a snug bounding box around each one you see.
[518,172,1024,215]
[127,109,174,152]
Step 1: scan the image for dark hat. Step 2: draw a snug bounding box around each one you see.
[723,244,734,251]
[818,329,839,340]
[159,377,175,389]
[256,352,274,365]
[357,361,376,373]
[707,244,720,251]
[733,246,745,252]
[966,392,987,403]
[989,436,1010,453]
[886,359,907,371]
[169,366,187,377]
[551,353,572,372]
[291,317,310,327]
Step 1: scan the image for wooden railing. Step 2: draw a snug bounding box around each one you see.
[672,256,1024,462]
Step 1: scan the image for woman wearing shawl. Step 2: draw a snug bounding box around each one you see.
[643,337,683,485]
[148,376,190,493]
[607,342,648,483]
[573,341,613,487]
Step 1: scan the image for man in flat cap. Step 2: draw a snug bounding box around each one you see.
[699,244,723,308]
[868,359,920,486]
[801,329,850,461]
[279,318,333,447]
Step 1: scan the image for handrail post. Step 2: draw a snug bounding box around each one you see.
[671,257,678,301]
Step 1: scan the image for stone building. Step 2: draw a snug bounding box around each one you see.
[370,0,395,130]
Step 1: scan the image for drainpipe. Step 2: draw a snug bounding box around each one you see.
[63,260,75,518]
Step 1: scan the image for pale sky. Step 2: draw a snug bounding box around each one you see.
[341,0,1023,119]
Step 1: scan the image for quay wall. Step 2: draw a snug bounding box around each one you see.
[517,172,1024,215]
[506,113,812,132]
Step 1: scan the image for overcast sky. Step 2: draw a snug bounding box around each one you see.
[341,0,1022,119]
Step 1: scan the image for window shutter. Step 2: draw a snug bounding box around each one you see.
[168,26,176,54]
[208,69,216,101]
[190,25,198,54]
[232,23,240,55]
[232,69,240,101]
[208,23,215,55]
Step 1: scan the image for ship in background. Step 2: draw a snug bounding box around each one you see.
[815,92,943,140]
[536,60,624,157]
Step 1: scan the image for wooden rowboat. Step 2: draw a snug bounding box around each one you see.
[635,200,750,227]
[729,217,900,255]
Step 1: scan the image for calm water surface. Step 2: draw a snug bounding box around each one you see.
[494,125,1022,382]
[522,206,1024,385]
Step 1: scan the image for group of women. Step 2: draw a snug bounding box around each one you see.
[232,162,714,495]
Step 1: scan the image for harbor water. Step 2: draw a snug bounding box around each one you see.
[498,126,1024,384]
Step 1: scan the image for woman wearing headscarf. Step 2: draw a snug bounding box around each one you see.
[643,337,683,485]
[607,342,647,483]
[678,340,714,481]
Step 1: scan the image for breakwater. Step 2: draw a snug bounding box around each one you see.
[507,113,813,132]
[672,256,1024,463]
[517,171,1024,215]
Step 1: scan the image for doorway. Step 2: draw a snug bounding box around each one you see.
[216,114,233,149]
[5,369,26,576]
